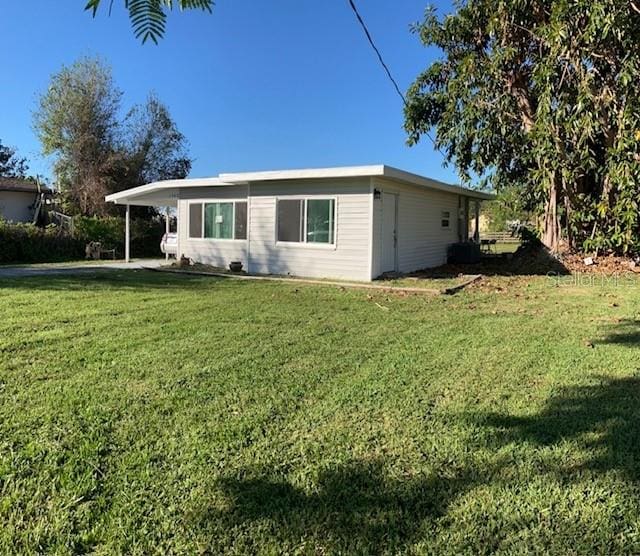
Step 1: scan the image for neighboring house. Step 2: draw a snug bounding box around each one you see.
[0,178,51,223]
[106,165,494,281]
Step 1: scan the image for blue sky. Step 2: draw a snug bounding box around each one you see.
[1,0,456,184]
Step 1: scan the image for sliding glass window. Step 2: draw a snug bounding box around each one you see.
[189,201,248,240]
[277,198,335,245]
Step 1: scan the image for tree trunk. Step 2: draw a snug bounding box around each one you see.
[542,177,561,252]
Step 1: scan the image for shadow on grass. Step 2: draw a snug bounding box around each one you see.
[482,376,640,480]
[206,376,640,550]
[205,459,488,552]
[599,319,640,347]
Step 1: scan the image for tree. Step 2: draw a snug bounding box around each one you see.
[0,140,29,178]
[34,57,192,216]
[481,187,534,232]
[120,94,191,188]
[405,1,640,255]
[85,0,213,43]
[34,57,122,216]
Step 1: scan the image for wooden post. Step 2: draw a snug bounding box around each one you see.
[125,204,130,262]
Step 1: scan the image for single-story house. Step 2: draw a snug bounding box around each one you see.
[105,165,494,281]
[0,178,52,223]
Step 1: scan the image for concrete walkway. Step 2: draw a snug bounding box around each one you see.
[0,259,166,278]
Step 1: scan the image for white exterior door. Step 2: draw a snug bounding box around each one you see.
[381,192,397,273]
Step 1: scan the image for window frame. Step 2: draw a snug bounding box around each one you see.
[275,196,338,249]
[441,210,451,229]
[187,199,248,241]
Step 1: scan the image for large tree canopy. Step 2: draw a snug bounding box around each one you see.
[0,140,29,179]
[114,94,192,191]
[34,57,191,216]
[34,58,122,216]
[85,0,213,43]
[405,0,640,254]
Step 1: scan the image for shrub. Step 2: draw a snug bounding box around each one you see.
[0,216,164,264]
[73,216,164,258]
[519,226,542,249]
[73,216,124,251]
[0,221,85,264]
[447,242,481,264]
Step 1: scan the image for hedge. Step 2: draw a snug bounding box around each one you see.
[0,222,85,264]
[73,216,164,258]
[0,217,164,264]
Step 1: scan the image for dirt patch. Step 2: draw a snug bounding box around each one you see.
[406,243,569,278]
[408,244,640,279]
[559,253,640,275]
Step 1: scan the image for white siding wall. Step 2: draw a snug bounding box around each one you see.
[248,178,371,281]
[177,185,248,268]
[176,179,372,281]
[0,191,35,222]
[371,178,460,277]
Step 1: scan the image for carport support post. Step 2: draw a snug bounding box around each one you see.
[473,200,480,243]
[165,206,170,261]
[125,204,130,263]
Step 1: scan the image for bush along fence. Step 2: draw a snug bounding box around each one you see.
[0,216,164,264]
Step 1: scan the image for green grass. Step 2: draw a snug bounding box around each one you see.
[374,274,467,290]
[1,270,640,554]
[492,241,520,254]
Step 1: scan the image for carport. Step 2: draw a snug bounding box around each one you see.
[105,178,219,262]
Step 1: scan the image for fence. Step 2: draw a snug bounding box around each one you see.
[480,231,521,244]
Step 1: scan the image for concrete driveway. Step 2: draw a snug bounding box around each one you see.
[0,259,167,278]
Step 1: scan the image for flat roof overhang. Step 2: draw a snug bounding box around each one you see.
[105,165,496,206]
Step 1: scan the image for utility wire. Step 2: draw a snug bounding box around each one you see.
[346,0,444,156]
[347,0,407,105]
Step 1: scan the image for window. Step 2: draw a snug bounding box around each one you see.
[235,202,248,239]
[441,210,451,229]
[189,203,203,238]
[188,201,248,240]
[277,199,303,242]
[277,198,335,245]
[307,199,335,244]
[205,202,233,239]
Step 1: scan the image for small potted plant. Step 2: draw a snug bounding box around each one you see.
[229,261,243,272]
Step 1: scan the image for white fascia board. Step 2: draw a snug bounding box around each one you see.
[104,165,495,204]
[219,164,495,200]
[381,166,495,200]
[219,165,386,184]
[105,177,229,204]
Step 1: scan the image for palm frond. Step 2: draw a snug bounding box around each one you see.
[85,0,214,43]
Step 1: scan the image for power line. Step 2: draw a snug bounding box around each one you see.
[347,0,407,105]
[346,0,444,156]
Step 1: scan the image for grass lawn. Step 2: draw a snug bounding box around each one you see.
[1,270,640,554]
[492,241,521,254]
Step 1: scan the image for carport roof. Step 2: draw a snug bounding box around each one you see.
[105,165,495,206]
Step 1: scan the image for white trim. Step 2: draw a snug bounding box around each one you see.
[441,210,451,229]
[105,164,495,206]
[220,165,386,183]
[368,178,375,280]
[189,238,247,243]
[125,204,130,262]
[274,196,338,249]
[105,177,230,204]
[380,191,399,273]
[246,182,252,273]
